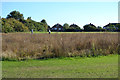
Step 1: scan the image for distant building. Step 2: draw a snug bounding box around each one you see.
[51,23,63,32]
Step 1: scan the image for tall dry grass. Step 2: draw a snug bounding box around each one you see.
[2,33,119,60]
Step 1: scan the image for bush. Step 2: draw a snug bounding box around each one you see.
[1,18,29,33]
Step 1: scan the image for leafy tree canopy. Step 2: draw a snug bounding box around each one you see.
[41,19,47,25]
[83,23,97,31]
[6,10,24,21]
[2,18,29,33]
[63,23,69,30]
[27,17,32,20]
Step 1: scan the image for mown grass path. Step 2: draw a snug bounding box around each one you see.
[2,55,118,78]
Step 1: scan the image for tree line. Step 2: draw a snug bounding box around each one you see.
[0,10,120,33]
[1,11,48,33]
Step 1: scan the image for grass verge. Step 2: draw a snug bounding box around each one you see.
[2,54,118,78]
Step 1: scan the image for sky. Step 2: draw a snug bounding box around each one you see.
[1,2,118,28]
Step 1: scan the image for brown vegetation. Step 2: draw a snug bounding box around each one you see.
[2,33,119,60]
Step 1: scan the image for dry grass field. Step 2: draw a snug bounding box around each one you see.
[2,32,119,60]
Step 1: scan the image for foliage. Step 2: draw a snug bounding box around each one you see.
[40,19,48,31]
[108,24,116,31]
[96,26,106,32]
[103,23,120,32]
[63,23,69,31]
[83,23,97,31]
[104,24,116,31]
[2,11,49,33]
[41,19,47,24]
[114,24,120,31]
[24,19,48,32]
[1,18,29,33]
[27,17,32,20]
[64,24,82,32]
[6,10,24,21]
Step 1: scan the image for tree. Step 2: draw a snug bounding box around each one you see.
[2,10,50,33]
[2,18,14,33]
[63,23,69,31]
[108,24,116,31]
[2,23,14,33]
[103,23,120,32]
[6,10,24,21]
[27,17,32,20]
[83,23,97,31]
[24,19,47,32]
[104,24,117,32]
[41,19,47,24]
[96,26,105,32]
[116,24,120,31]
[2,18,29,33]
[68,24,81,32]
[40,19,48,32]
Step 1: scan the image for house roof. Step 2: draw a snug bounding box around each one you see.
[84,23,96,27]
[70,24,79,28]
[104,23,120,27]
[52,23,63,28]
